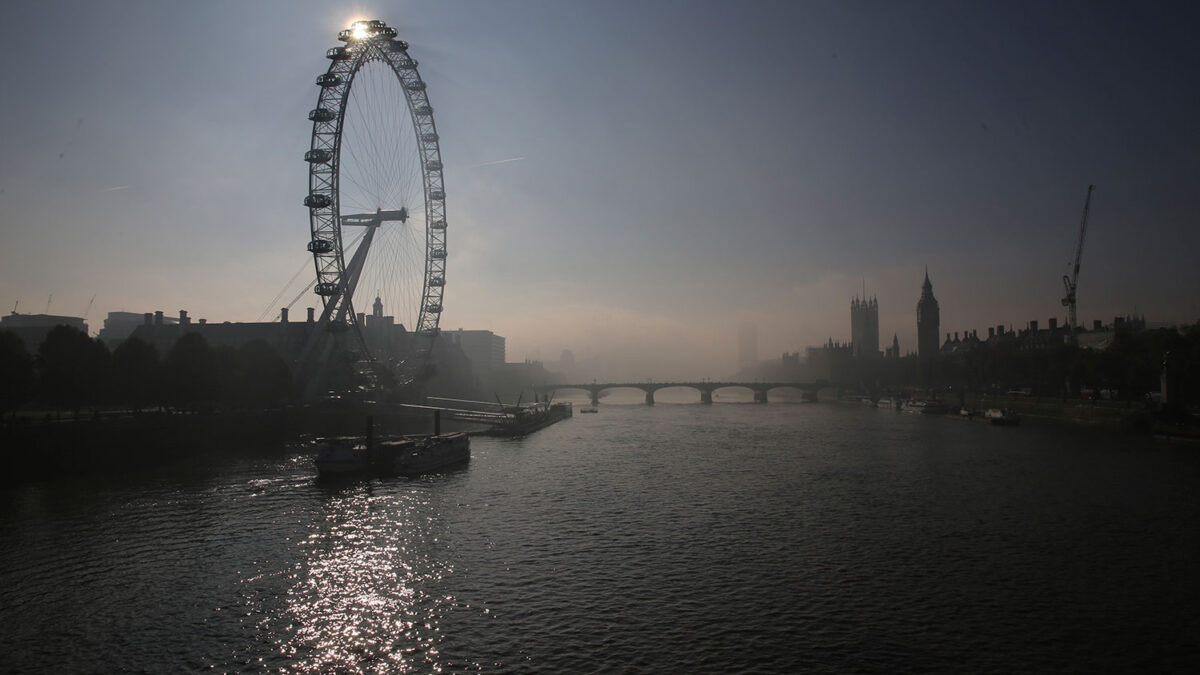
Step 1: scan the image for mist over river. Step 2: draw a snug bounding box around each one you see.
[3,402,1198,673]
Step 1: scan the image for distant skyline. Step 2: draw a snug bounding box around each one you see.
[2,1,1198,380]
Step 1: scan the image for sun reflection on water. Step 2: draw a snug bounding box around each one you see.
[276,484,458,673]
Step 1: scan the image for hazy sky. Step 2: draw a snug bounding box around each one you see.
[2,1,1197,379]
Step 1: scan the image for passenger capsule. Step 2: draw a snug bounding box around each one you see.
[428,190,444,201]
[337,29,353,42]
[413,105,432,116]
[381,27,397,38]
[304,149,333,164]
[425,303,443,313]
[406,81,426,92]
[422,132,439,143]
[307,239,334,254]
[396,58,418,70]
[315,282,339,296]
[304,194,332,209]
[390,40,410,52]
[308,108,336,122]
[425,160,442,171]
[429,276,445,287]
[316,73,342,87]
[430,248,446,259]
[430,219,447,230]
[326,46,350,60]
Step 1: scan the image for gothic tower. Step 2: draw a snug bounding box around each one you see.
[917,269,940,358]
[850,295,879,358]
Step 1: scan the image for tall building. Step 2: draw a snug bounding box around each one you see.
[917,269,940,358]
[447,329,506,377]
[850,295,879,358]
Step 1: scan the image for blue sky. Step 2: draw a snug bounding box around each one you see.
[1,1,1197,379]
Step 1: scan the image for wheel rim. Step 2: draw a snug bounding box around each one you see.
[304,20,446,382]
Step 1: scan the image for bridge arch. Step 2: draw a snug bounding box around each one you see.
[709,384,761,403]
[764,385,814,402]
[649,384,706,404]
[539,380,822,406]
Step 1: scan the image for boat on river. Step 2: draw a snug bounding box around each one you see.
[314,437,372,474]
[488,401,573,437]
[314,431,470,477]
[984,408,1021,426]
[903,400,949,415]
[374,432,470,476]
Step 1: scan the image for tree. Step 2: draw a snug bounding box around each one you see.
[163,333,219,410]
[38,325,110,417]
[226,340,293,408]
[0,331,35,418]
[111,337,160,411]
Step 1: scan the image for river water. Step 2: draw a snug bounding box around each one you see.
[2,399,1198,673]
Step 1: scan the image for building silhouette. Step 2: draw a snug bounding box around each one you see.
[0,312,88,352]
[446,329,506,379]
[917,269,940,358]
[850,295,879,358]
[885,333,900,358]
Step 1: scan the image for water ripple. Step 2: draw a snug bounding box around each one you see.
[3,406,1200,672]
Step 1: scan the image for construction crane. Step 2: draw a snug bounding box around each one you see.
[1062,184,1095,345]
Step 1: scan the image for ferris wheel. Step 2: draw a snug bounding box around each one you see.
[300,19,447,388]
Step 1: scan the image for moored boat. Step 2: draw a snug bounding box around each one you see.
[984,408,1021,426]
[314,422,471,478]
[488,401,573,436]
[375,432,470,476]
[903,400,950,415]
[314,437,372,475]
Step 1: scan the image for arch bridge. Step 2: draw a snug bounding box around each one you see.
[538,381,827,406]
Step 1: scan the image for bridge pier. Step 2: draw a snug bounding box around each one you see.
[590,389,600,406]
[700,390,713,404]
[754,389,768,404]
[645,390,655,406]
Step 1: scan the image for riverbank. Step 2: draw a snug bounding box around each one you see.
[831,391,1176,433]
[0,404,459,485]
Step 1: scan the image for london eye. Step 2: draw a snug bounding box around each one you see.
[300,19,447,394]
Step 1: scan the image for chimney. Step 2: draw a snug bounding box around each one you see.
[988,327,995,339]
[307,307,315,323]
[998,325,1005,336]
[954,331,959,341]
[1049,317,1058,331]
[179,310,189,325]
[154,310,163,326]
[280,307,288,324]
[199,319,206,325]
[143,312,152,326]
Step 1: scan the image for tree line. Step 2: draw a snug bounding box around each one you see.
[830,322,1200,413]
[0,326,293,419]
